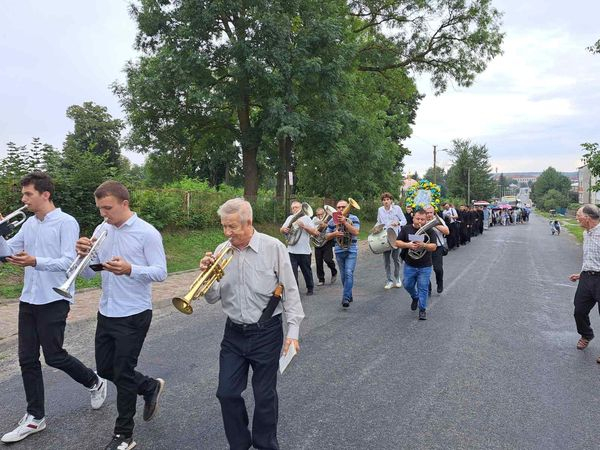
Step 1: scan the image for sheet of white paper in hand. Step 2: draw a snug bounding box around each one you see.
[279,343,298,374]
[408,233,425,242]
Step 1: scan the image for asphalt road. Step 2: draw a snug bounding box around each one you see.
[1,213,600,450]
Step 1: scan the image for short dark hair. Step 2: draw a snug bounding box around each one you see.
[380,192,393,201]
[94,181,130,202]
[20,171,54,200]
[414,209,427,216]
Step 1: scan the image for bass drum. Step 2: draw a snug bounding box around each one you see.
[368,227,398,254]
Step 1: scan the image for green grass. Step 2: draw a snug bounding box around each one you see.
[0,220,377,300]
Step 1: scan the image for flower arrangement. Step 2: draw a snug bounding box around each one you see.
[405,179,441,211]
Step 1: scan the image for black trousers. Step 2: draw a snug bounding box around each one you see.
[314,240,337,282]
[289,253,314,291]
[573,272,600,340]
[431,247,444,289]
[18,300,97,419]
[217,315,283,450]
[95,310,157,438]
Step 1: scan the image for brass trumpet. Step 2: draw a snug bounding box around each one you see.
[172,243,234,314]
[335,198,360,249]
[0,206,28,237]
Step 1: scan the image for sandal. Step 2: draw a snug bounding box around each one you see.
[577,337,592,350]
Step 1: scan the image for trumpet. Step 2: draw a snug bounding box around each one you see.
[0,206,28,238]
[172,242,234,314]
[53,219,108,299]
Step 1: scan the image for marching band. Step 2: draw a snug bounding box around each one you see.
[0,171,492,449]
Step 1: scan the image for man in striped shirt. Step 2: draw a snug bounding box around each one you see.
[570,204,600,357]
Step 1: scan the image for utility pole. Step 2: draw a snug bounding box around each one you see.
[467,167,471,204]
[433,145,437,185]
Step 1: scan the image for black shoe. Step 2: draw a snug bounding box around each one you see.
[143,378,165,421]
[419,309,427,320]
[437,285,443,294]
[342,298,350,308]
[306,290,314,296]
[105,434,136,450]
[411,298,418,311]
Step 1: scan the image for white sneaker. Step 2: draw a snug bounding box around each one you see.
[395,280,402,288]
[90,374,108,410]
[1,413,46,443]
[384,282,393,289]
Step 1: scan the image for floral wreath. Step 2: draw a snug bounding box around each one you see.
[405,179,441,211]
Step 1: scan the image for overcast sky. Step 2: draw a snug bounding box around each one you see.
[1,0,599,178]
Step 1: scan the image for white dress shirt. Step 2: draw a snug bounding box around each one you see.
[0,208,79,304]
[81,213,167,317]
[282,215,313,255]
[376,204,407,235]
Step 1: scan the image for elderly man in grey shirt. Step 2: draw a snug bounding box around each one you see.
[202,198,304,450]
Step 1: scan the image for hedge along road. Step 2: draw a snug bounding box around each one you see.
[0,213,599,449]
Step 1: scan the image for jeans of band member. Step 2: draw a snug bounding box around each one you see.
[217,315,283,450]
[431,247,444,291]
[95,310,158,438]
[314,240,337,282]
[18,300,98,420]
[573,272,600,340]
[335,249,358,300]
[403,264,433,311]
[383,248,401,283]
[288,253,314,291]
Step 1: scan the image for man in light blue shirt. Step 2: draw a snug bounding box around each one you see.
[0,172,107,445]
[76,180,167,450]
[326,199,361,308]
[375,192,407,290]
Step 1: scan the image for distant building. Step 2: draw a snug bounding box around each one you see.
[578,165,600,204]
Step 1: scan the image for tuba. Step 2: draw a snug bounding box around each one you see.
[285,202,313,246]
[334,198,360,249]
[0,206,28,238]
[172,242,234,314]
[53,219,108,299]
[407,215,443,260]
[310,205,336,248]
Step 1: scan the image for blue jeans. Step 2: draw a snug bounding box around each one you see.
[335,249,357,300]
[403,264,433,310]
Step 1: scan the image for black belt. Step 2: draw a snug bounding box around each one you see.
[582,270,600,276]
[226,314,281,331]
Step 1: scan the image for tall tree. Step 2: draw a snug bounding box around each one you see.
[116,0,503,197]
[582,142,600,191]
[446,139,495,202]
[63,102,124,167]
[530,167,571,205]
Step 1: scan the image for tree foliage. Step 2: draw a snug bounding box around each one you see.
[582,142,600,191]
[64,102,124,168]
[445,139,495,202]
[530,167,571,205]
[115,0,504,198]
[541,189,569,211]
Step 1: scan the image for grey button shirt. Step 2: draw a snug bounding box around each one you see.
[204,231,305,340]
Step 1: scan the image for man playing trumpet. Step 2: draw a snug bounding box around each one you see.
[0,172,107,444]
[201,198,304,450]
